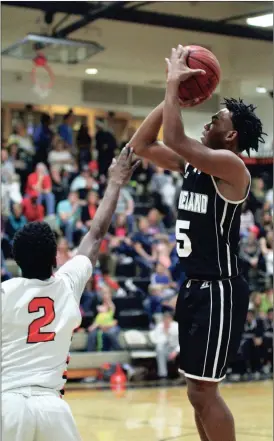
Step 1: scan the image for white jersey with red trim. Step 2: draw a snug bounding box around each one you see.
[2,255,93,393]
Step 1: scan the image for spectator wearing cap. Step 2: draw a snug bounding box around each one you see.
[25,163,55,215]
[58,110,74,148]
[150,312,180,379]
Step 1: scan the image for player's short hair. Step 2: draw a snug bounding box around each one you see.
[223,98,266,156]
[13,222,57,280]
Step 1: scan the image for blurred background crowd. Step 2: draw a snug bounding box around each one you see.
[1,107,273,382]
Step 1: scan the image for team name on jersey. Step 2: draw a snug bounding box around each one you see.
[178,190,208,214]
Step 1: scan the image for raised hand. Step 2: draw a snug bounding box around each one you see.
[165,45,206,85]
[108,146,141,186]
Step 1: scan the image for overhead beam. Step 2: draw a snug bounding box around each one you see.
[219,8,273,24]
[54,2,131,37]
[104,9,273,42]
[2,1,92,15]
[3,1,273,42]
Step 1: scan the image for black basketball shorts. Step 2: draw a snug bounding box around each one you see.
[175,275,249,382]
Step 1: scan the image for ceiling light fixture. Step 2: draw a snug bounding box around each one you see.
[246,13,273,28]
[85,68,98,75]
[256,86,267,94]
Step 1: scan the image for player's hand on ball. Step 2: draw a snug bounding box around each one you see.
[165,44,206,85]
[108,146,141,186]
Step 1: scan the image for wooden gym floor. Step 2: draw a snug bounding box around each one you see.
[66,381,272,441]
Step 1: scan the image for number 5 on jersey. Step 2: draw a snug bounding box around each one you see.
[27,297,56,344]
[176,220,192,258]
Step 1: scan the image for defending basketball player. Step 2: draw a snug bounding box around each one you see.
[2,147,139,441]
[130,45,265,441]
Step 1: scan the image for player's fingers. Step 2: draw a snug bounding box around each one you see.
[177,44,184,58]
[191,69,206,76]
[119,146,130,161]
[165,58,171,71]
[170,47,176,60]
[127,147,134,165]
[131,160,142,172]
[181,48,189,63]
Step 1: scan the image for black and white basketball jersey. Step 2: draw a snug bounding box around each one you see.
[176,163,250,280]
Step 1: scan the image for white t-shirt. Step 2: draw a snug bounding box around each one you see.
[2,255,92,393]
[48,150,72,165]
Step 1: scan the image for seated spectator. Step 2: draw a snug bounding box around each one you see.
[240,309,264,378]
[22,193,44,222]
[80,190,99,229]
[6,203,27,241]
[115,186,134,234]
[150,167,175,227]
[109,214,132,253]
[240,201,255,237]
[56,191,81,248]
[147,209,165,235]
[143,284,166,324]
[25,163,55,215]
[87,288,121,352]
[48,137,73,172]
[8,142,28,191]
[240,226,260,291]
[70,165,99,196]
[130,157,154,195]
[151,262,177,291]
[260,230,273,287]
[56,237,73,268]
[1,250,12,282]
[263,308,273,372]
[8,121,35,159]
[132,217,157,277]
[150,312,179,379]
[1,148,15,184]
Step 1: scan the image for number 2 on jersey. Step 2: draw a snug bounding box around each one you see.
[176,220,192,257]
[27,297,56,344]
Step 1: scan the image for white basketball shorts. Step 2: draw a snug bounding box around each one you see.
[2,387,81,441]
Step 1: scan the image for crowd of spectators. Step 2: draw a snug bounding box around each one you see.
[1,108,273,381]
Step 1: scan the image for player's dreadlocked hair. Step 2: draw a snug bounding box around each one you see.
[13,222,57,280]
[222,98,266,156]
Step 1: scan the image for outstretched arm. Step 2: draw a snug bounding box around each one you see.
[129,102,184,172]
[163,45,248,186]
[77,147,139,267]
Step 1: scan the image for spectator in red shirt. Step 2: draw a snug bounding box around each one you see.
[25,163,55,215]
[22,193,45,222]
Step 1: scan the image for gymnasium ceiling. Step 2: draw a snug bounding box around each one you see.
[2,1,273,97]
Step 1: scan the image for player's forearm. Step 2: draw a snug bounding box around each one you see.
[163,81,187,153]
[77,179,121,266]
[129,102,164,155]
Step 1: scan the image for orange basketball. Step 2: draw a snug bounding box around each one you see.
[178,45,221,107]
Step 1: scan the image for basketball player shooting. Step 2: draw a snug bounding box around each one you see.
[130,45,265,441]
[2,147,139,441]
